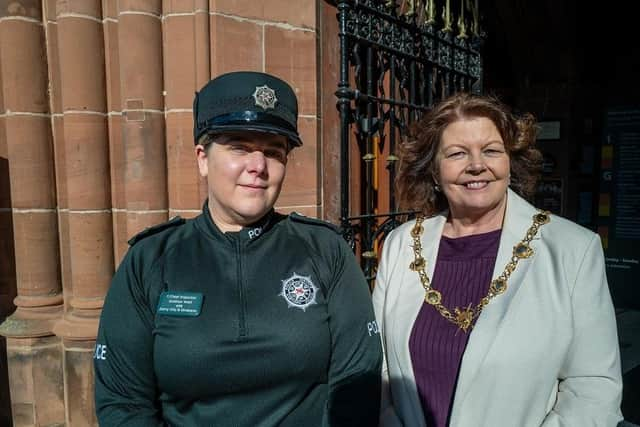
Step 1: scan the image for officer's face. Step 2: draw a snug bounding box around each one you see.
[195,132,288,232]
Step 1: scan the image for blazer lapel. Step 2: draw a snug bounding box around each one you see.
[450,190,539,418]
[391,213,447,427]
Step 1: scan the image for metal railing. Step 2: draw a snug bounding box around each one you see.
[331,0,484,285]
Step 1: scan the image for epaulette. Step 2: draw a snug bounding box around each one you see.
[288,212,340,233]
[127,216,186,246]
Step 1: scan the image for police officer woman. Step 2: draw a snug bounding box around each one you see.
[94,71,382,426]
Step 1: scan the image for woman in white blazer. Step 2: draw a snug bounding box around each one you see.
[373,93,623,427]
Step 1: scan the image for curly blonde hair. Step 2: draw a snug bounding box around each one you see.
[396,92,542,215]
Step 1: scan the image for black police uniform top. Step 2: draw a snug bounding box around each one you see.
[94,203,382,426]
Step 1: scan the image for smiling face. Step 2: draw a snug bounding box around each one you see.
[436,117,510,222]
[196,132,288,232]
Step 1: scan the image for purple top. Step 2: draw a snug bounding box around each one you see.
[408,229,501,427]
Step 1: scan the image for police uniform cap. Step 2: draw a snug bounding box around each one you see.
[193,71,302,148]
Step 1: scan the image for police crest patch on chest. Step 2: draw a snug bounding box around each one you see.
[280,273,317,311]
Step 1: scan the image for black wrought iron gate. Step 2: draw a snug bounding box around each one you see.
[331,0,484,285]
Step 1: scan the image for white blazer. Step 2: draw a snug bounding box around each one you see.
[373,189,623,427]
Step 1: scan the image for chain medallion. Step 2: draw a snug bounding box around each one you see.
[410,211,550,333]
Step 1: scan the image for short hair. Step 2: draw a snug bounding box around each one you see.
[396,92,542,215]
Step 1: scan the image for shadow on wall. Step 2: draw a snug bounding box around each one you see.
[0,156,16,424]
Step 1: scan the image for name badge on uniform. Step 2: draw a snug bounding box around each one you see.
[157,291,203,317]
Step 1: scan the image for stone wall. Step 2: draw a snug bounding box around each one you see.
[0,0,335,425]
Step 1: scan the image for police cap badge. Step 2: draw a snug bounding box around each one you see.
[193,71,302,147]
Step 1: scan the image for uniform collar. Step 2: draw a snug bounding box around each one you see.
[195,200,282,243]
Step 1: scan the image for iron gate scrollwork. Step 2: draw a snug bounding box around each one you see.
[331,0,484,286]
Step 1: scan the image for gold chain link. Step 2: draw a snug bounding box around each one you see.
[410,211,550,333]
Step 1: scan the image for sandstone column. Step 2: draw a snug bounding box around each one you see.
[164,0,209,217]
[0,2,65,426]
[52,1,113,425]
[320,1,341,222]
[103,0,124,260]
[0,39,16,425]
[112,0,168,262]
